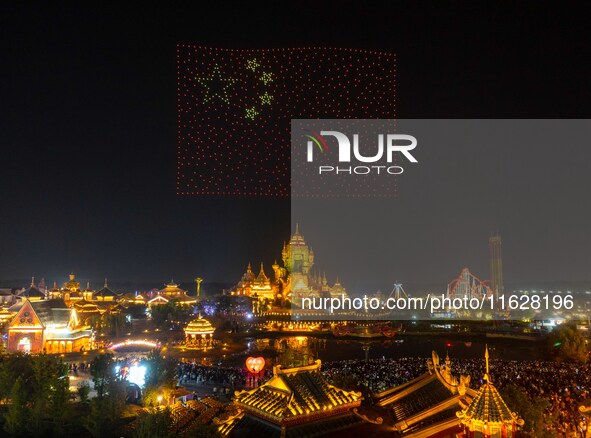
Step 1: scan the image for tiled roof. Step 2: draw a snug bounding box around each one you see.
[459,381,518,424]
[235,361,361,424]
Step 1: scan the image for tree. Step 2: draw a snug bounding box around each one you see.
[133,408,175,438]
[3,376,28,437]
[91,353,115,398]
[85,369,127,438]
[143,349,178,391]
[548,322,588,363]
[185,422,221,438]
[499,385,551,438]
[77,382,91,403]
[105,313,127,337]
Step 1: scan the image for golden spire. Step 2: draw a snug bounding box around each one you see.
[484,344,490,382]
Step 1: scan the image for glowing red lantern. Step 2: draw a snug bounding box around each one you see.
[246,356,265,374]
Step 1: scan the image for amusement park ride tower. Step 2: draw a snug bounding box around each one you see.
[489,233,504,299]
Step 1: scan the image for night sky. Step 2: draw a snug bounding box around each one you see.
[1,2,590,291]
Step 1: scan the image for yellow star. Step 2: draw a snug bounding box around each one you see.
[259,71,273,85]
[245,107,259,120]
[259,92,273,105]
[246,59,260,71]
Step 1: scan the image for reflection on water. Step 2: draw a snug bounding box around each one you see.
[236,334,545,368]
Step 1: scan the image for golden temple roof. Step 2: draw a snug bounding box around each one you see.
[288,223,307,246]
[457,346,523,431]
[184,314,215,335]
[234,360,361,425]
[256,263,269,282]
[159,280,188,296]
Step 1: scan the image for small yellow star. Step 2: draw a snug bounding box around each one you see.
[246,59,260,71]
[259,71,273,85]
[259,92,273,105]
[245,107,259,120]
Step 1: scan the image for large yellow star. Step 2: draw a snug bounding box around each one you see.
[196,65,236,104]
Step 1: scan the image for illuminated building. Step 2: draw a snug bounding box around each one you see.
[63,272,81,292]
[373,349,521,438]
[63,273,83,303]
[148,280,196,306]
[220,359,363,436]
[48,281,61,299]
[374,351,473,437]
[489,234,504,298]
[457,346,523,437]
[234,262,275,301]
[7,298,92,354]
[93,278,117,301]
[17,278,46,301]
[82,281,94,301]
[232,225,348,305]
[184,314,215,349]
[276,225,348,302]
[0,288,16,306]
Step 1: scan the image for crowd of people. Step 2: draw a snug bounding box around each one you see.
[64,352,591,435]
[322,356,591,437]
[176,360,272,390]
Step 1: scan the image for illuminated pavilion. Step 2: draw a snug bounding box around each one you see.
[7,298,92,354]
[218,359,364,437]
[148,280,196,306]
[184,314,215,349]
[456,347,523,438]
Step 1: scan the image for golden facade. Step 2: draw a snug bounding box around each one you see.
[233,225,348,305]
[7,298,92,354]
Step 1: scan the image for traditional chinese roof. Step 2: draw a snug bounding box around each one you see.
[234,360,361,426]
[374,351,473,437]
[185,314,215,335]
[457,346,524,433]
[458,381,518,425]
[17,278,46,299]
[94,279,117,298]
[159,280,187,296]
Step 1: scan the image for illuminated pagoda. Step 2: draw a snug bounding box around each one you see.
[232,225,348,305]
[63,272,81,291]
[218,359,364,437]
[7,298,92,354]
[93,278,118,301]
[456,346,523,438]
[17,277,46,301]
[63,272,83,303]
[374,351,474,437]
[148,280,196,306]
[184,314,215,349]
[234,262,275,301]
